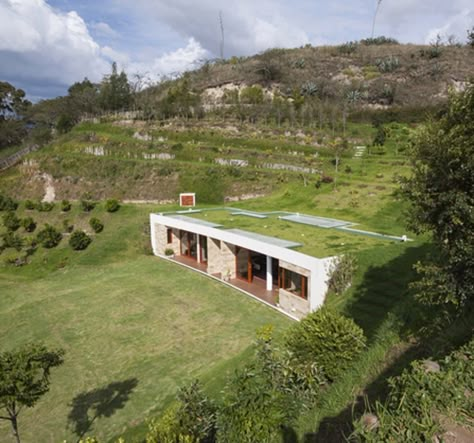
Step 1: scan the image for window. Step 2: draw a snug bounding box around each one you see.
[279,267,308,299]
[166,228,173,244]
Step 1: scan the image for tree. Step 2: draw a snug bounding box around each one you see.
[0,344,64,443]
[467,26,474,48]
[99,62,131,111]
[0,82,31,150]
[402,82,474,315]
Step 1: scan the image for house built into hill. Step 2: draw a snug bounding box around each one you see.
[150,212,335,320]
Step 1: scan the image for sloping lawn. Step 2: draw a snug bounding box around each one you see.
[0,204,290,442]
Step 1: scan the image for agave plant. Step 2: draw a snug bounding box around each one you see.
[300,81,319,97]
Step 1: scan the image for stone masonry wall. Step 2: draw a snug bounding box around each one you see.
[221,242,237,279]
[279,289,310,320]
[207,238,222,276]
[154,224,180,255]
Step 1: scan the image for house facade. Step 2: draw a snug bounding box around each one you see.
[150,213,335,320]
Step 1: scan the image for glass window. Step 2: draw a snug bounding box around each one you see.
[167,228,173,244]
[279,267,308,299]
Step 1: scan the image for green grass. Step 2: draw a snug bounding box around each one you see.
[0,203,290,443]
[186,209,404,257]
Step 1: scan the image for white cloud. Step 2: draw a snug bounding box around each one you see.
[0,0,109,94]
[90,21,119,38]
[129,38,209,81]
[425,9,474,43]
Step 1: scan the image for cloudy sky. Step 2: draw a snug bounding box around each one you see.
[0,0,472,100]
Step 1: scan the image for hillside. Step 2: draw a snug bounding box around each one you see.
[155,41,474,111]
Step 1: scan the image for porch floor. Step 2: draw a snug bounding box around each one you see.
[230,277,278,306]
[173,255,208,272]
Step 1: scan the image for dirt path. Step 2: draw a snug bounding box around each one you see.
[42,173,56,202]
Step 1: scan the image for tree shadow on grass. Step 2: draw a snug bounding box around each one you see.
[341,243,432,342]
[68,378,138,440]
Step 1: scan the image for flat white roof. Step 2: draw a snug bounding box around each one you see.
[167,214,222,228]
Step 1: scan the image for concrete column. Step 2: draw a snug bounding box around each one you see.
[266,256,273,290]
[196,234,201,262]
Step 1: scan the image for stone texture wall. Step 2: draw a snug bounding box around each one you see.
[154,224,180,255]
[279,260,310,277]
[279,289,310,320]
[221,242,237,279]
[207,238,222,276]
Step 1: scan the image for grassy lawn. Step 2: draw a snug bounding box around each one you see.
[0,204,290,443]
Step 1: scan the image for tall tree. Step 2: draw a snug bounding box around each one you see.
[403,82,474,316]
[0,82,31,149]
[99,62,131,111]
[0,344,64,443]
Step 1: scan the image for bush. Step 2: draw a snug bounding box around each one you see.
[105,199,120,212]
[0,194,18,211]
[327,255,357,294]
[21,217,37,233]
[360,36,399,45]
[284,308,366,381]
[80,193,96,212]
[24,199,36,210]
[36,224,62,248]
[164,248,175,256]
[352,338,474,442]
[2,211,20,231]
[62,219,74,233]
[69,230,92,251]
[146,381,216,443]
[321,175,334,184]
[1,232,23,251]
[89,217,104,233]
[37,201,54,212]
[61,200,71,212]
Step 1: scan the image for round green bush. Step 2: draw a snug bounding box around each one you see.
[36,224,62,248]
[24,199,36,210]
[80,193,96,212]
[37,201,54,212]
[89,217,104,233]
[69,230,92,250]
[0,194,18,211]
[21,216,37,233]
[284,308,366,381]
[105,199,120,212]
[61,199,71,212]
[2,211,20,231]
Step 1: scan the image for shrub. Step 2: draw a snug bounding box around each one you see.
[284,308,366,381]
[2,211,20,231]
[69,230,92,251]
[361,36,399,45]
[24,199,36,210]
[105,199,120,212]
[321,175,334,184]
[21,217,37,233]
[61,199,71,212]
[327,255,357,294]
[89,217,104,233]
[164,248,175,256]
[338,41,358,54]
[37,201,54,212]
[36,224,62,248]
[80,193,96,212]
[62,219,74,233]
[352,338,474,442]
[0,194,18,211]
[1,232,23,251]
[146,381,215,443]
[375,56,400,73]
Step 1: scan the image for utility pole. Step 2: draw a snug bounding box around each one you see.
[371,0,382,39]
[219,10,225,59]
